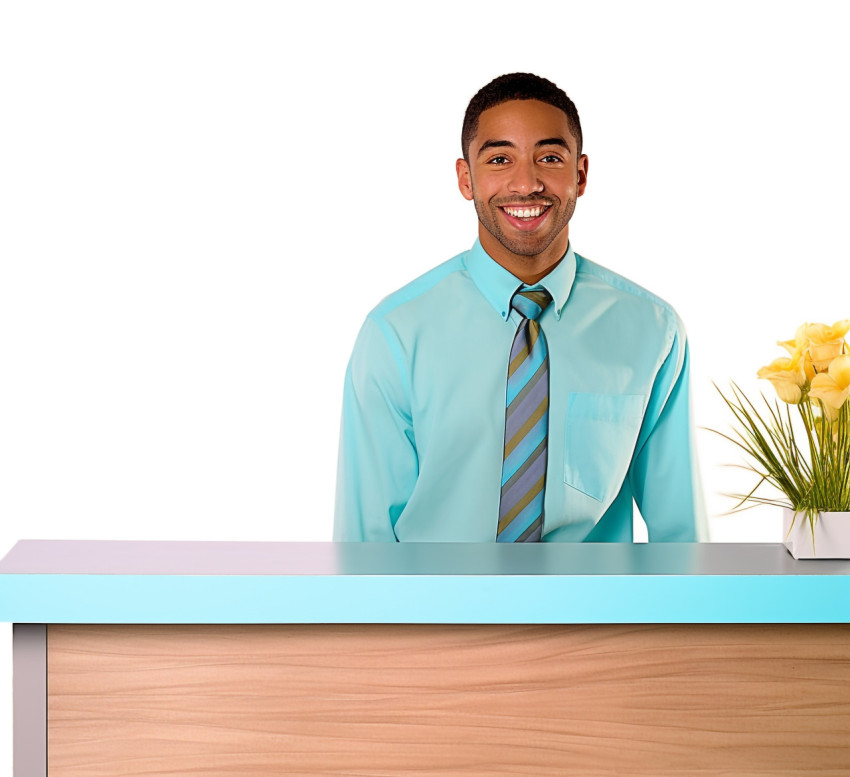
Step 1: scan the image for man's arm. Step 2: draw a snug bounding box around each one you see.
[628,317,709,541]
[333,315,418,541]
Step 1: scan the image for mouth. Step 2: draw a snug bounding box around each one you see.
[498,203,553,232]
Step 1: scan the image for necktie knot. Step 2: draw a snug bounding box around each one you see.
[512,289,552,321]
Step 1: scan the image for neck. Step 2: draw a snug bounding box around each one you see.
[479,226,569,285]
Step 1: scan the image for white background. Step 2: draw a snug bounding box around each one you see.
[1,0,849,767]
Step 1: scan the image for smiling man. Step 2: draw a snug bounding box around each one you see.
[334,72,708,543]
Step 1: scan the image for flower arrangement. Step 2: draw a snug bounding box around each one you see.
[714,320,850,542]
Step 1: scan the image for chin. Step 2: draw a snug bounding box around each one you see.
[504,235,558,258]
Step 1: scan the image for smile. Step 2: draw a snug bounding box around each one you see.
[498,203,553,232]
[499,204,551,220]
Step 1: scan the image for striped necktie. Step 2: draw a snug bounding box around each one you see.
[497,288,553,543]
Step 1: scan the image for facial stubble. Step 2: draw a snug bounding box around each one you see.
[472,188,577,260]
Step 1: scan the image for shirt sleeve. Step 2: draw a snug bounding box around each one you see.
[333,315,418,541]
[628,315,709,541]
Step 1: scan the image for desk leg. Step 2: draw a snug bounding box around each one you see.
[13,624,46,777]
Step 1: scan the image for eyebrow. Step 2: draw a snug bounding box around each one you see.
[477,137,571,157]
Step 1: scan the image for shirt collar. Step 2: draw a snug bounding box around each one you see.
[465,237,577,322]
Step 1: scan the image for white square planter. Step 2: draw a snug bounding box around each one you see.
[782,507,850,559]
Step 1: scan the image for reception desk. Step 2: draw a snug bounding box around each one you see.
[2,540,850,775]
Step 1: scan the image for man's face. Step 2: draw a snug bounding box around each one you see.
[457,99,588,262]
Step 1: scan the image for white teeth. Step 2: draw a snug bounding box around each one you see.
[503,205,547,218]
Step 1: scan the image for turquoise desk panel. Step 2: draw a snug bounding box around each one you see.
[1,541,849,624]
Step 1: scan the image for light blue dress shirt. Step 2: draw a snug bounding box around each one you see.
[334,239,708,543]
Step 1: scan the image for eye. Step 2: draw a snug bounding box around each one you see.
[487,155,510,165]
[540,154,564,163]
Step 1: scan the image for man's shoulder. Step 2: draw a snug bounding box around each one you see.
[369,250,468,321]
[574,252,681,323]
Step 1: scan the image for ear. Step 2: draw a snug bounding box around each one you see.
[456,158,474,201]
[576,154,589,197]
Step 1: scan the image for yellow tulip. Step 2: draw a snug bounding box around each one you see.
[805,320,850,373]
[809,342,847,373]
[777,323,816,380]
[757,356,807,404]
[806,319,850,344]
[777,320,850,378]
[808,354,850,410]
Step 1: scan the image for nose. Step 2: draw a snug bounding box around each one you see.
[508,158,543,195]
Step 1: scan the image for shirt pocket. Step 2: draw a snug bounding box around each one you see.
[563,393,646,503]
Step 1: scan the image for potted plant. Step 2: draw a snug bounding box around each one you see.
[714,320,850,558]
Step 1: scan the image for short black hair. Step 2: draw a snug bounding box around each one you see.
[461,72,583,163]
